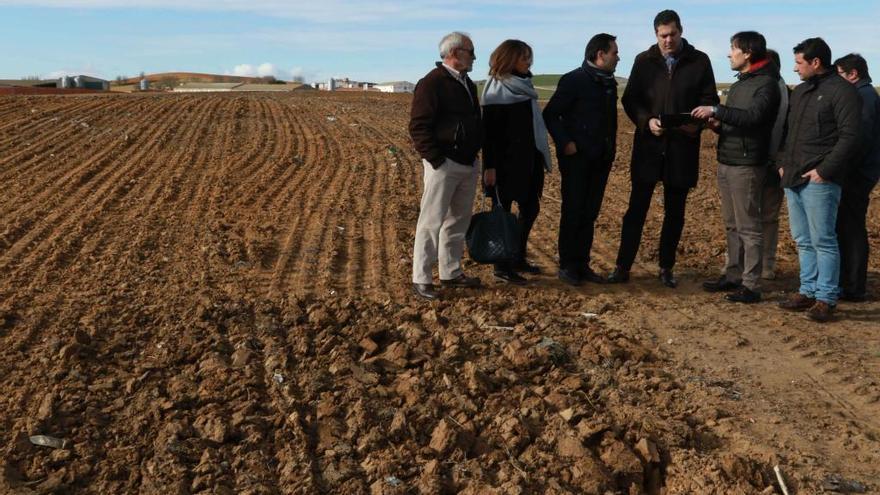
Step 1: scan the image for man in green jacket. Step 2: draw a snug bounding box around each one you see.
[692,31,782,304]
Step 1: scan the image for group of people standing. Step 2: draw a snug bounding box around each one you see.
[408,9,880,323]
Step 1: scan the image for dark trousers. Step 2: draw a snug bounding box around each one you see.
[615,180,689,270]
[558,153,611,270]
[491,167,543,271]
[836,173,877,296]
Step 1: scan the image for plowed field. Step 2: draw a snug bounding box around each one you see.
[1,92,879,494]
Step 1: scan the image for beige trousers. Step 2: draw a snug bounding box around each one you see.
[412,158,479,284]
[719,163,765,291]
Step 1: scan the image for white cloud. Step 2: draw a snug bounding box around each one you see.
[226,62,313,81]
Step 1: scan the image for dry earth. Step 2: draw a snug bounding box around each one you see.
[0,92,878,494]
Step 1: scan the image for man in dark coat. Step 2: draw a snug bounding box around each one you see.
[692,31,782,304]
[834,53,880,302]
[543,33,620,286]
[409,31,483,300]
[608,9,719,288]
[777,38,861,322]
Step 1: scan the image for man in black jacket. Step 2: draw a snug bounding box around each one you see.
[691,31,782,303]
[409,31,483,300]
[834,53,880,302]
[777,38,861,322]
[608,10,719,288]
[543,33,620,286]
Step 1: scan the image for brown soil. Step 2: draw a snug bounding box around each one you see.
[0,92,878,494]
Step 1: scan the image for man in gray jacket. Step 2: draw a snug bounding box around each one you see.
[777,38,862,322]
[692,31,782,303]
[834,53,880,302]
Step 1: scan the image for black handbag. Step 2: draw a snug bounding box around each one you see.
[466,189,522,264]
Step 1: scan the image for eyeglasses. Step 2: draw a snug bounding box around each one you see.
[456,47,475,57]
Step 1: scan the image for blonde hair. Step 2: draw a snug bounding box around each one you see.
[488,39,532,78]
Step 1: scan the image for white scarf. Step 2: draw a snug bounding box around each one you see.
[481,75,552,172]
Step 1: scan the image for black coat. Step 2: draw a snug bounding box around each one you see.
[622,40,719,188]
[779,70,862,187]
[715,61,782,166]
[856,80,880,182]
[409,63,482,168]
[542,62,618,164]
[482,99,544,203]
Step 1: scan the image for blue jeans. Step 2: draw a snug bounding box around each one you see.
[785,182,842,304]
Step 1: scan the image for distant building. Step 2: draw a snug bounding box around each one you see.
[319,77,377,91]
[69,75,110,90]
[375,81,415,94]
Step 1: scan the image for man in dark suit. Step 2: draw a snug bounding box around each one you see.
[608,9,719,288]
[834,53,880,302]
[543,33,620,286]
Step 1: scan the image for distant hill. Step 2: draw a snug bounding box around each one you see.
[116,72,268,86]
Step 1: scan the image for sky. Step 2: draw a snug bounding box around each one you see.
[2,0,879,84]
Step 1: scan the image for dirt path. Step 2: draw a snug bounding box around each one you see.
[0,92,878,494]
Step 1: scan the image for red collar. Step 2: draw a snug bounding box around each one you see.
[748,58,770,73]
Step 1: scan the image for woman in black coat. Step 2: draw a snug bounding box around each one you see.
[481,39,552,284]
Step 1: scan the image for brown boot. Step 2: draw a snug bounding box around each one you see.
[806,301,835,323]
[778,293,816,311]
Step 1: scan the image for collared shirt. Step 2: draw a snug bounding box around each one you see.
[442,62,472,100]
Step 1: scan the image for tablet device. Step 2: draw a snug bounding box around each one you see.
[659,113,699,128]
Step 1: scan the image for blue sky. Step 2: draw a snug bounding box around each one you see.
[2,1,879,84]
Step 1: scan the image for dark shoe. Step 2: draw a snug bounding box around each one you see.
[512,259,541,275]
[702,276,741,293]
[725,286,761,304]
[439,273,481,288]
[659,268,677,288]
[558,267,583,286]
[839,292,867,302]
[607,266,630,284]
[494,270,528,286]
[412,283,439,300]
[806,301,836,322]
[580,267,606,284]
[778,293,816,311]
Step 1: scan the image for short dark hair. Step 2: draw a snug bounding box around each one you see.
[835,53,872,83]
[793,37,832,68]
[767,49,781,70]
[585,33,617,63]
[654,10,682,32]
[731,31,767,61]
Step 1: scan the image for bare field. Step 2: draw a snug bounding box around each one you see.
[1,92,879,494]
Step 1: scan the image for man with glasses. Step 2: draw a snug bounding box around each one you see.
[409,32,483,300]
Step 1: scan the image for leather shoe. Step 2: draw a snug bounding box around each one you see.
[778,293,816,311]
[494,270,528,286]
[581,267,606,284]
[703,276,741,293]
[659,268,677,288]
[725,286,761,304]
[806,301,836,322]
[512,259,541,274]
[412,283,438,300]
[606,266,630,284]
[440,273,481,288]
[558,267,583,286]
